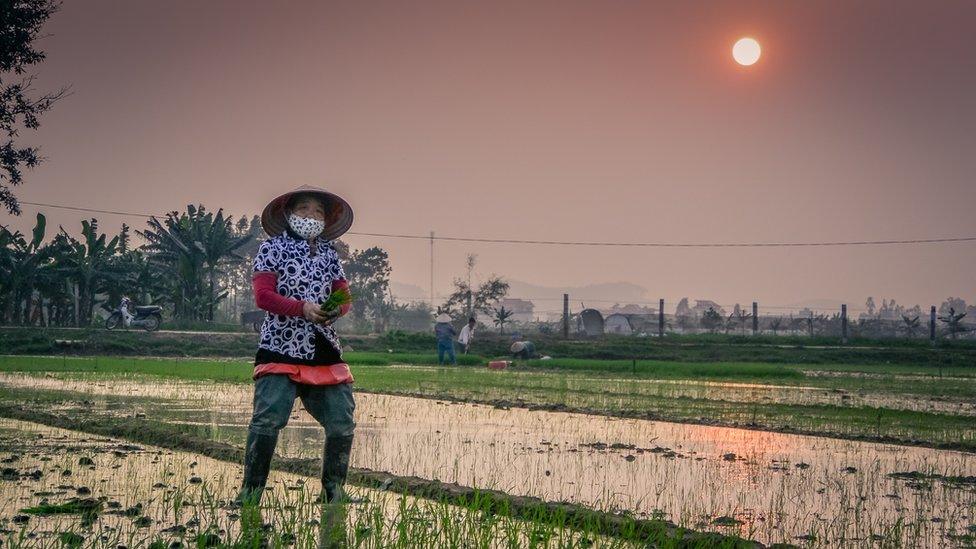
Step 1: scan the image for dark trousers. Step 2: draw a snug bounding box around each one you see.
[437,339,457,365]
[248,374,356,437]
[241,374,357,504]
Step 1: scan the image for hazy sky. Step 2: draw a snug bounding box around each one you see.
[4,0,975,313]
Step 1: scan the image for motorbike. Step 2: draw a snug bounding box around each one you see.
[105,297,162,331]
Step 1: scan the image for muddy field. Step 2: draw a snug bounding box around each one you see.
[0,371,974,547]
[0,418,655,548]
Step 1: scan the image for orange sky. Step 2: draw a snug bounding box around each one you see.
[3,0,975,312]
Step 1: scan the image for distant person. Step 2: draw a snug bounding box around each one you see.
[510,340,536,360]
[434,313,457,365]
[458,317,476,354]
[239,185,356,509]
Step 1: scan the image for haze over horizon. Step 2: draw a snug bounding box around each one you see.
[3,0,975,310]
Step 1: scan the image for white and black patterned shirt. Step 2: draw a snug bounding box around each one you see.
[253,233,345,360]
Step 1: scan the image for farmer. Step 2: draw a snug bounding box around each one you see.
[510,340,536,360]
[434,313,457,365]
[238,184,356,507]
[457,317,476,354]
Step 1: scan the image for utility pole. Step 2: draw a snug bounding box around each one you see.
[466,254,476,319]
[841,304,848,344]
[752,301,758,335]
[429,231,435,309]
[563,294,570,338]
[658,298,665,338]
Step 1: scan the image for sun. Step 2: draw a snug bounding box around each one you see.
[732,37,761,66]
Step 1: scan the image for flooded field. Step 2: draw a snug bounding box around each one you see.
[2,372,974,547]
[357,363,976,417]
[0,419,639,548]
[507,373,976,416]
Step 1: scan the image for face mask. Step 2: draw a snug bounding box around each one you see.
[287,213,325,240]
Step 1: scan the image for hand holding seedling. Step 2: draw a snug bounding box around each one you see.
[302,302,331,324]
[316,287,353,325]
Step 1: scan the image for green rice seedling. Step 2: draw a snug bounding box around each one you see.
[321,287,354,313]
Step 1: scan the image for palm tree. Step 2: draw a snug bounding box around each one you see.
[105,247,166,311]
[217,215,264,322]
[734,307,753,334]
[0,213,51,324]
[53,219,122,326]
[938,308,968,340]
[493,306,514,334]
[901,315,920,338]
[51,219,121,326]
[722,312,737,334]
[138,205,252,321]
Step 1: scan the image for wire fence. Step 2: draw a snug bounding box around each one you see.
[468,313,974,341]
[381,294,975,341]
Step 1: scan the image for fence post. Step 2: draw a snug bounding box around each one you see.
[752,302,758,335]
[930,305,937,345]
[841,304,848,344]
[658,299,665,338]
[562,294,570,339]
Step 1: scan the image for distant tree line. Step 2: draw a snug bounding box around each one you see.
[0,206,404,330]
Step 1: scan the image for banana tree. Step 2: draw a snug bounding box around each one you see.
[493,305,515,335]
[734,307,754,334]
[0,213,49,324]
[138,205,251,321]
[938,308,968,340]
[53,218,121,326]
[901,315,920,338]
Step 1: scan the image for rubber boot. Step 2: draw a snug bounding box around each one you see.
[235,430,278,506]
[318,434,353,547]
[319,502,348,548]
[319,434,354,504]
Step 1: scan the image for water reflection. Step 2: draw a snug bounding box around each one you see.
[0,419,626,548]
[1,373,974,547]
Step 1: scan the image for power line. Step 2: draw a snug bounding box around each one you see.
[347,231,976,248]
[20,201,156,218]
[16,200,976,248]
[386,292,872,313]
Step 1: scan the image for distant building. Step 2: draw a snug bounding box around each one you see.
[605,313,634,334]
[606,303,657,316]
[692,300,726,317]
[499,298,535,323]
[578,308,605,336]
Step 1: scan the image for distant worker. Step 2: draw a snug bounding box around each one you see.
[458,317,476,354]
[510,340,536,360]
[434,313,457,365]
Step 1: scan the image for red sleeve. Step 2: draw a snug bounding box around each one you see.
[253,272,305,317]
[331,278,352,316]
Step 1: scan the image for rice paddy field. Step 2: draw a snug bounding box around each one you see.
[0,344,973,547]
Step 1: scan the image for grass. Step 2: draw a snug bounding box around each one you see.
[344,352,485,366]
[4,326,976,368]
[522,358,806,379]
[0,407,762,548]
[0,383,971,547]
[0,369,972,547]
[21,498,103,516]
[0,354,974,451]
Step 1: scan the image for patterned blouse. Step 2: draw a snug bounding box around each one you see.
[252,232,345,361]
